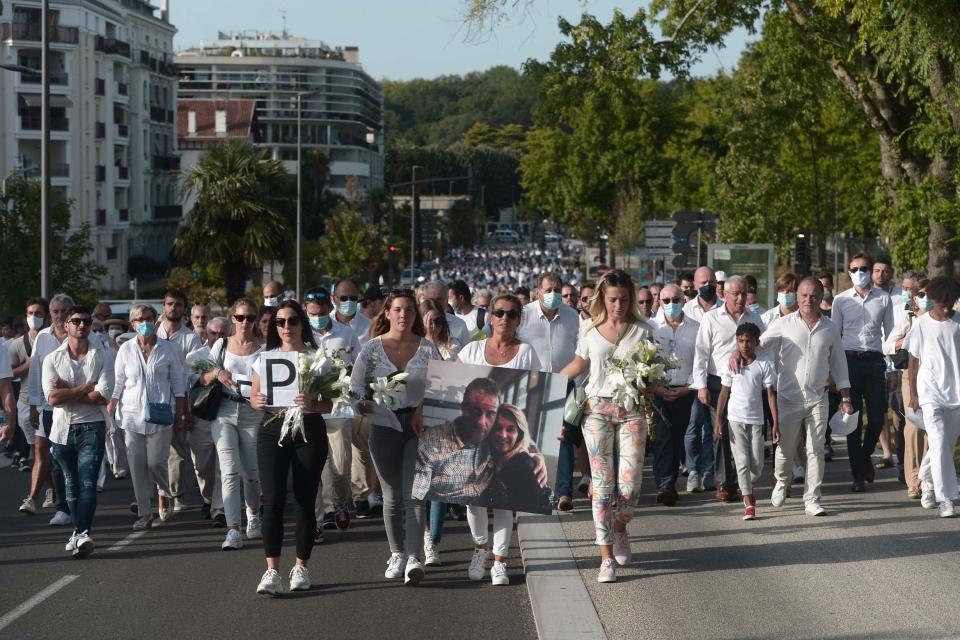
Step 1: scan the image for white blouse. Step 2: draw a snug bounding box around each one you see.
[112,339,186,434]
[350,336,440,431]
[575,321,653,398]
[457,339,543,371]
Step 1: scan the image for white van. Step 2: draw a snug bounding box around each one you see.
[491,229,521,243]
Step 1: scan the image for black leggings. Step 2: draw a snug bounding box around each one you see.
[257,413,328,560]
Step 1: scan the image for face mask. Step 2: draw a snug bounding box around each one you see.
[698,284,717,301]
[663,302,683,319]
[108,327,123,339]
[135,321,155,338]
[901,291,913,306]
[777,292,797,308]
[749,303,763,315]
[263,296,279,308]
[309,314,330,331]
[917,296,934,312]
[541,291,561,310]
[822,288,833,302]
[338,300,358,317]
[851,269,871,288]
[26,315,44,331]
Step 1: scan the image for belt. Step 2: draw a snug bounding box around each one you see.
[845,350,884,360]
[223,391,246,403]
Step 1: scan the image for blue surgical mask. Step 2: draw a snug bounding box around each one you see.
[541,291,561,310]
[748,303,763,315]
[777,292,797,308]
[309,314,330,331]
[663,302,682,319]
[918,296,934,312]
[338,300,358,317]
[136,321,155,338]
[901,291,913,306]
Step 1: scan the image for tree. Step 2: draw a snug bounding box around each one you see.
[176,140,293,302]
[0,172,104,313]
[166,264,228,311]
[313,207,389,282]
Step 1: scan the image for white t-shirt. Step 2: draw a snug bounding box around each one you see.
[210,339,263,400]
[907,312,960,408]
[457,339,542,371]
[720,357,776,425]
[574,321,654,398]
[0,337,11,379]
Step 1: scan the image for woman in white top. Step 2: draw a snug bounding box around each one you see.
[882,278,929,498]
[560,270,652,584]
[351,290,441,586]
[107,304,187,531]
[907,276,960,518]
[199,298,264,550]
[420,299,457,360]
[456,293,541,586]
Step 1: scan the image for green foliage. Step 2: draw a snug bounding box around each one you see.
[166,264,228,311]
[313,207,389,283]
[0,172,105,313]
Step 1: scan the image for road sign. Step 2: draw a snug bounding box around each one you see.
[644,220,675,237]
[635,248,676,259]
[708,243,776,308]
[645,236,674,249]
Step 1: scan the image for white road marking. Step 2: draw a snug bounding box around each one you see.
[0,575,79,632]
[107,530,145,552]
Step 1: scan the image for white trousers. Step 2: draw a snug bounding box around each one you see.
[466,506,513,558]
[126,428,173,518]
[775,399,828,503]
[17,400,35,445]
[728,421,763,495]
[919,404,960,503]
[104,424,129,476]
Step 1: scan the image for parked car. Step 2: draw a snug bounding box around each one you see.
[490,229,521,243]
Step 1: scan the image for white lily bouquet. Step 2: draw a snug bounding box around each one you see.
[606,339,679,440]
[270,347,352,445]
[359,349,410,411]
[189,357,217,374]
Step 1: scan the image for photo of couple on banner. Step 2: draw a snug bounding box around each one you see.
[412,361,567,515]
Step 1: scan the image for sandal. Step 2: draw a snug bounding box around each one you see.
[874,458,894,470]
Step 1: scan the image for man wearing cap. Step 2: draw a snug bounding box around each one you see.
[715,271,727,299]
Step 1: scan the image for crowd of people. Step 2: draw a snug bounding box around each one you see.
[1,251,958,592]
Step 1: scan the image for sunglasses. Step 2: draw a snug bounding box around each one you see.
[68,318,93,326]
[274,316,301,328]
[638,299,654,305]
[304,290,329,302]
[661,297,684,304]
[337,295,360,302]
[849,266,870,273]
[491,309,520,319]
[233,314,256,323]
[428,319,443,327]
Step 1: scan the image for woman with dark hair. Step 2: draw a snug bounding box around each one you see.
[475,404,551,510]
[419,299,455,360]
[561,269,653,583]
[250,300,328,595]
[256,306,275,342]
[351,290,440,585]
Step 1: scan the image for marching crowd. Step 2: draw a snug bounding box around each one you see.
[1,250,959,594]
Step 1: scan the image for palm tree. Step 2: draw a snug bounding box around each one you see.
[176,140,293,302]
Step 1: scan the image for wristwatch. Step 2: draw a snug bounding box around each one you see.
[841,397,852,404]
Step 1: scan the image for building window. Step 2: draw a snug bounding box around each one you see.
[106,247,118,261]
[188,110,196,135]
[215,110,227,135]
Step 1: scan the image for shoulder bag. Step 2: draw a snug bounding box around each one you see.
[189,338,227,421]
[138,345,175,426]
[562,324,629,428]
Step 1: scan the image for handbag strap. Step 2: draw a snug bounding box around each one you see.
[135,342,154,402]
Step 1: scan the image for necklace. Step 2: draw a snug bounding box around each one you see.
[489,339,513,357]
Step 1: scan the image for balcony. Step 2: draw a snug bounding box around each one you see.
[1,23,79,44]
[117,165,129,180]
[96,209,107,225]
[117,124,129,138]
[21,71,69,86]
[95,165,106,182]
[154,205,182,220]
[117,82,128,96]
[95,78,105,96]
[20,115,69,131]
[95,121,106,139]
[150,106,165,122]
[160,61,178,77]
[22,164,70,179]
[152,155,180,171]
[119,208,129,222]
[95,36,131,58]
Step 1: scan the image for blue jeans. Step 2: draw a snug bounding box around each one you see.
[554,440,576,499]
[845,354,888,481]
[653,393,695,489]
[685,399,714,478]
[428,501,445,543]
[50,421,106,534]
[42,410,70,514]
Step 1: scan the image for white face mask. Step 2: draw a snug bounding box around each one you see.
[263,296,279,308]
[851,269,871,289]
[108,327,123,338]
[26,315,44,331]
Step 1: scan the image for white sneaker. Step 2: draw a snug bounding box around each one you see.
[246,515,262,540]
[49,511,71,526]
[73,531,94,558]
[597,558,617,583]
[921,481,937,509]
[491,560,509,586]
[771,482,787,508]
[686,472,701,494]
[65,531,78,552]
[804,500,827,517]
[221,529,243,550]
[173,497,190,512]
[613,531,631,566]
[19,496,38,515]
[424,540,442,566]
[384,552,406,579]
[468,547,489,581]
[289,564,311,591]
[256,569,281,596]
[42,488,55,509]
[404,556,424,585]
[939,501,957,518]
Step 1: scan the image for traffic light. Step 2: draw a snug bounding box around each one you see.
[794,235,810,276]
[388,244,398,253]
[671,211,716,268]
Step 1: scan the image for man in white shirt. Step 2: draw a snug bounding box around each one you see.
[758,278,854,515]
[650,284,700,503]
[449,280,483,335]
[561,283,578,311]
[8,297,45,471]
[691,276,765,502]
[42,304,112,556]
[637,287,655,321]
[831,254,895,491]
[424,281,471,347]
[656,266,722,325]
[331,279,373,346]
[190,303,210,344]
[518,272,580,510]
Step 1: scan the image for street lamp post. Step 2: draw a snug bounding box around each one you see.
[294,90,318,297]
[41,0,51,298]
[411,165,423,277]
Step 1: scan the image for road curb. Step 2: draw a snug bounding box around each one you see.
[517,513,607,640]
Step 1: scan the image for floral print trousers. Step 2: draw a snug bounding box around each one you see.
[583,399,646,545]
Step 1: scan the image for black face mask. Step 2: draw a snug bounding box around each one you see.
[698,284,717,301]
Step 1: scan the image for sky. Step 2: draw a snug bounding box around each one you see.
[171,0,752,81]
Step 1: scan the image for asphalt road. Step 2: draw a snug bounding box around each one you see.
[560,441,960,640]
[0,461,536,640]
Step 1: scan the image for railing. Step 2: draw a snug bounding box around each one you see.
[95,78,105,95]
[22,164,70,178]
[154,205,182,220]
[21,71,68,85]
[95,36,131,58]
[1,23,80,44]
[152,155,180,171]
[95,165,106,182]
[117,82,128,96]
[95,121,106,139]
[20,115,69,131]
[117,166,129,180]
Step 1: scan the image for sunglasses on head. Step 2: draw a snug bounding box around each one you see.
[68,317,93,327]
[491,309,520,319]
[233,314,256,323]
[849,266,870,273]
[304,290,329,302]
[274,316,301,328]
[337,295,360,302]
[661,296,684,304]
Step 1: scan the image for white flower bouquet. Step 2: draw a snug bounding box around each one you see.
[606,339,679,440]
[357,348,409,411]
[272,347,353,445]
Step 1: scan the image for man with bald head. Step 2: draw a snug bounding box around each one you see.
[262,281,284,307]
[332,279,372,345]
[685,266,721,321]
[650,284,701,503]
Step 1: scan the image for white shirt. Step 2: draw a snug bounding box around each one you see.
[761,305,793,330]
[199,338,264,400]
[446,313,472,348]
[907,312,960,408]
[831,286,894,352]
[314,322,361,421]
[691,305,766,389]
[28,327,65,409]
[882,313,916,356]
[457,339,543,371]
[0,337,11,380]
[720,357,776,424]
[156,322,202,359]
[759,311,850,406]
[575,321,654,398]
[651,314,699,386]
[456,308,482,334]
[42,342,113,443]
[682,296,722,323]
[112,339,186,434]
[517,301,580,374]
[330,311,372,346]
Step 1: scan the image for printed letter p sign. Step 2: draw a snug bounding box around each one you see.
[258,352,299,407]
